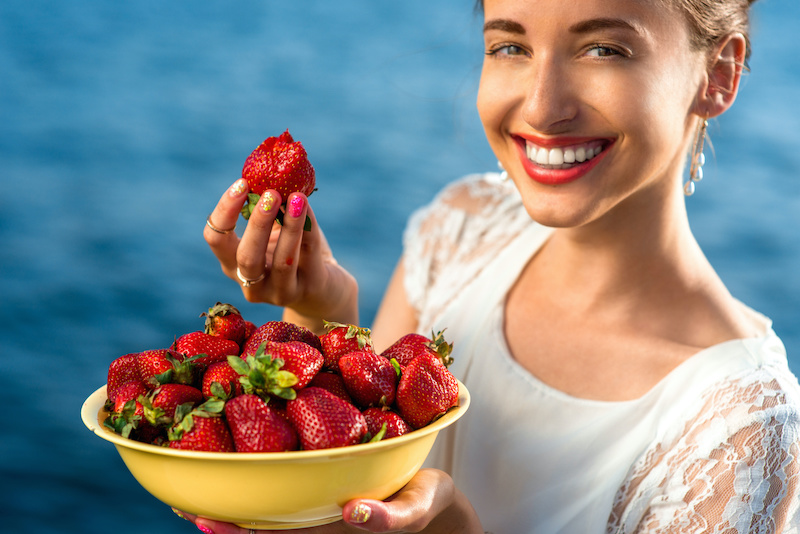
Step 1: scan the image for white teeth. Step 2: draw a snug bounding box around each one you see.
[535,148,549,165]
[525,141,605,168]
[548,148,564,165]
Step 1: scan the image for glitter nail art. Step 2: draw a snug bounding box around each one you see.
[350,502,372,524]
[288,195,305,218]
[229,179,247,197]
[260,191,276,212]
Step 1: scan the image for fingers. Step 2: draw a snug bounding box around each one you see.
[205,179,249,274]
[236,189,282,285]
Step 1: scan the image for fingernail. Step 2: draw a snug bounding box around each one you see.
[229,179,247,197]
[350,502,372,524]
[171,507,186,521]
[288,195,305,218]
[260,191,276,212]
[196,524,215,534]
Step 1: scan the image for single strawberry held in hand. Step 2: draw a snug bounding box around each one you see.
[240,130,315,220]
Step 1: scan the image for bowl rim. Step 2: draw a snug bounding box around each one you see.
[81,381,469,461]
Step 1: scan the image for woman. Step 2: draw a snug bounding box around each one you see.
[189,0,800,532]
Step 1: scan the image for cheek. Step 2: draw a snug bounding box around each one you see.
[477,67,515,143]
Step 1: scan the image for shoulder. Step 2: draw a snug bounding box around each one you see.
[608,360,800,532]
[400,173,532,326]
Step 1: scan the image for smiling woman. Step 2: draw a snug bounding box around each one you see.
[190,0,800,533]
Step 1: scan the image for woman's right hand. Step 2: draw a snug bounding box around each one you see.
[204,179,359,333]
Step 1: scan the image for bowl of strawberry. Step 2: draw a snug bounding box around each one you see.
[81,304,469,530]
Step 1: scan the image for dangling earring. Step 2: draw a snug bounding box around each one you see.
[497,161,509,182]
[684,118,708,196]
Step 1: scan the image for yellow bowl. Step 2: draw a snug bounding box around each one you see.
[81,382,469,530]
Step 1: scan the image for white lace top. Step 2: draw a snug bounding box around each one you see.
[404,173,800,533]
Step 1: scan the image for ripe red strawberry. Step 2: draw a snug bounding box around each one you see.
[256,340,323,390]
[141,384,204,427]
[362,407,412,440]
[136,349,198,388]
[338,350,399,408]
[319,321,374,372]
[395,352,459,429]
[167,401,234,452]
[202,302,247,347]
[225,394,299,452]
[240,130,316,220]
[380,330,453,369]
[110,380,149,415]
[243,321,323,357]
[243,320,257,341]
[104,380,149,439]
[173,331,240,366]
[107,353,140,400]
[286,387,367,450]
[201,360,243,400]
[308,371,353,404]
[228,353,300,402]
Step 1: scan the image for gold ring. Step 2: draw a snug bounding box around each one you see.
[206,214,236,234]
[236,267,265,288]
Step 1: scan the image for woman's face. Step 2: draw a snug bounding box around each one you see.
[478,0,708,228]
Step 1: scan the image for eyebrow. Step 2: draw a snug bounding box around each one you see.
[483,19,526,34]
[568,18,641,35]
[483,17,641,36]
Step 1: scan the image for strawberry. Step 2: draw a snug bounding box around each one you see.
[103,380,149,439]
[308,371,353,404]
[107,353,141,400]
[243,320,323,357]
[201,360,243,400]
[225,394,299,452]
[227,353,299,402]
[362,407,412,440]
[395,351,459,429]
[243,320,257,341]
[380,330,453,369]
[240,130,316,220]
[319,321,374,372]
[286,387,367,450]
[255,340,324,390]
[167,400,234,452]
[136,349,198,388]
[140,384,204,427]
[173,331,240,366]
[202,302,247,347]
[338,350,399,408]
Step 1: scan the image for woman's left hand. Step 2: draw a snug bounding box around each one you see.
[173,469,483,533]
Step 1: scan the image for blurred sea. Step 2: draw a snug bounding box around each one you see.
[1,1,798,533]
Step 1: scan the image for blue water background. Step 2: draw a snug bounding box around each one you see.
[1,1,798,533]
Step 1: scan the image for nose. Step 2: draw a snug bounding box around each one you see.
[520,56,578,132]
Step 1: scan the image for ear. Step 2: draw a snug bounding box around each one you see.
[693,33,747,118]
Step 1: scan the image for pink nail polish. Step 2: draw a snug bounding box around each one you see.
[196,524,215,534]
[288,195,305,218]
[228,179,247,197]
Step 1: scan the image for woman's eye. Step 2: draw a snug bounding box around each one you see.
[586,45,622,58]
[486,44,527,57]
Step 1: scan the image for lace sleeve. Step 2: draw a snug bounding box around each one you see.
[401,173,531,330]
[607,370,800,534]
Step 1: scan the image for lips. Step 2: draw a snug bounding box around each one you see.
[513,135,613,185]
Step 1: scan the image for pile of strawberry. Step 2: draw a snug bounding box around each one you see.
[103,303,459,453]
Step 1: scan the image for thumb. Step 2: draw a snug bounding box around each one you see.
[341,469,455,533]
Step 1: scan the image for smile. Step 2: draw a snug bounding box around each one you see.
[514,136,613,186]
[525,140,607,169]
